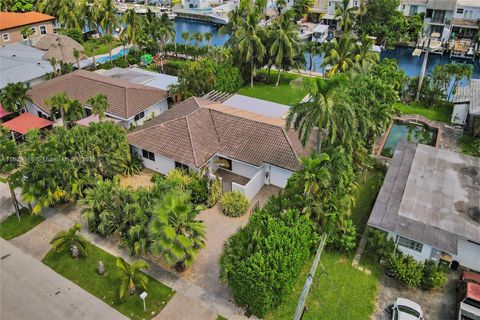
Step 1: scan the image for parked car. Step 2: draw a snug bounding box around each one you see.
[457,271,480,320]
[391,298,424,320]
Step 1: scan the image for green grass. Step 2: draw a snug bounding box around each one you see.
[0,208,44,240]
[83,40,121,57]
[43,242,175,320]
[237,70,307,106]
[394,101,452,124]
[350,169,385,233]
[265,251,380,320]
[459,135,480,157]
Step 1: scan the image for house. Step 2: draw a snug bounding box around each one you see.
[0,44,53,90]
[309,0,359,29]
[450,0,480,53]
[398,0,428,17]
[26,70,169,128]
[0,12,55,46]
[127,97,308,200]
[1,112,54,141]
[182,0,223,9]
[452,79,480,133]
[368,140,480,272]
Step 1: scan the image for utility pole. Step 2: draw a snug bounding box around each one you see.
[293,233,328,320]
[416,35,432,101]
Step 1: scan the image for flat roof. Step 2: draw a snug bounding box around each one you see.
[99,67,178,91]
[222,94,289,118]
[368,141,480,254]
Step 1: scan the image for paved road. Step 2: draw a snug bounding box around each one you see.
[0,239,128,320]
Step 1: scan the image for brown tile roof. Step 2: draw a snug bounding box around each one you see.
[128,97,307,171]
[28,70,168,119]
[0,12,55,30]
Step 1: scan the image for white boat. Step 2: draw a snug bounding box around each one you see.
[157,6,177,19]
[133,4,148,13]
[311,23,328,43]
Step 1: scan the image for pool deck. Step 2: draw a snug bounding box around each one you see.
[375,114,462,160]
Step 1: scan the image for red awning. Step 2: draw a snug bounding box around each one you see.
[1,112,53,135]
[464,271,480,285]
[0,105,13,119]
[467,283,480,301]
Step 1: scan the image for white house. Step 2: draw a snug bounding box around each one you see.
[26,70,169,128]
[368,141,480,272]
[398,0,428,17]
[127,97,308,200]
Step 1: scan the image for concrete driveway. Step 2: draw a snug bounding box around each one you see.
[0,239,128,320]
[372,272,459,320]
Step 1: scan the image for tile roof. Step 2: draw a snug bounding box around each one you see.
[1,112,53,134]
[28,70,168,119]
[127,97,307,171]
[453,79,480,115]
[0,12,55,30]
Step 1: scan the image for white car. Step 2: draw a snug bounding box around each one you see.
[391,298,424,320]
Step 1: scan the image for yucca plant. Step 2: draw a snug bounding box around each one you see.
[116,257,149,300]
[50,223,88,258]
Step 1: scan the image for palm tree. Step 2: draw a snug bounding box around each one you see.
[356,0,367,27]
[181,31,190,52]
[50,223,88,258]
[98,0,118,61]
[0,82,32,113]
[116,257,149,300]
[269,12,301,86]
[299,153,331,198]
[20,26,34,46]
[236,12,266,87]
[45,92,84,128]
[286,75,349,152]
[87,94,109,120]
[192,31,203,50]
[204,32,213,50]
[73,48,82,69]
[354,34,379,66]
[322,35,355,77]
[121,9,141,46]
[47,57,59,76]
[335,0,356,33]
[149,190,206,271]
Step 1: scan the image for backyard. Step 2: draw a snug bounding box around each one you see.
[0,208,45,240]
[394,101,452,124]
[237,70,307,106]
[42,241,175,320]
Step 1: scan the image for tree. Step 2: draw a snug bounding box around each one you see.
[20,26,34,46]
[204,32,213,50]
[87,94,109,120]
[0,82,32,113]
[2,0,36,12]
[73,48,82,69]
[38,0,83,29]
[116,257,149,300]
[303,41,321,75]
[149,190,206,271]
[0,127,22,220]
[335,0,356,33]
[121,9,141,46]
[98,0,118,60]
[236,11,266,87]
[45,92,84,128]
[192,31,203,50]
[323,35,356,77]
[292,0,312,20]
[298,153,331,197]
[50,223,88,258]
[354,34,379,66]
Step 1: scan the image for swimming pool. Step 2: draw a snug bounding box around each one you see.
[380,120,438,158]
[96,48,129,64]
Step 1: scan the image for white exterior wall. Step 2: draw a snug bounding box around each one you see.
[132,146,176,175]
[231,159,259,179]
[452,5,480,20]
[388,232,434,262]
[454,239,480,272]
[268,165,293,188]
[126,99,168,128]
[26,102,48,118]
[244,166,266,200]
[398,2,427,16]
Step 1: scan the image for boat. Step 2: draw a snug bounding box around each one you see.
[133,4,148,13]
[311,23,329,43]
[157,6,177,19]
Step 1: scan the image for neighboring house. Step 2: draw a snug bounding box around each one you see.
[0,12,55,46]
[452,79,480,133]
[398,0,428,17]
[309,0,359,28]
[450,0,480,41]
[424,0,457,40]
[182,0,223,9]
[368,141,480,272]
[97,67,178,91]
[127,97,308,200]
[26,70,169,128]
[1,112,54,141]
[0,44,53,90]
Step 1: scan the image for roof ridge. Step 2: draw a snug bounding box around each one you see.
[185,115,199,166]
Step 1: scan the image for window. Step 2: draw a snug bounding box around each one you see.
[457,8,464,14]
[218,156,232,170]
[142,149,155,161]
[31,27,36,34]
[134,111,145,121]
[2,33,9,41]
[40,25,47,35]
[409,5,418,16]
[175,161,189,171]
[397,235,423,252]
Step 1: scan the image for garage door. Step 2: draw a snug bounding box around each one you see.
[457,239,480,271]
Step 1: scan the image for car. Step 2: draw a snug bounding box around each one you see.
[391,298,424,320]
[457,271,480,320]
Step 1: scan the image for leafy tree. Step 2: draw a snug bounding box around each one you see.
[323,35,356,77]
[292,0,312,20]
[20,26,34,45]
[97,0,118,60]
[192,31,203,50]
[45,92,84,128]
[335,0,356,33]
[149,190,206,271]
[181,31,190,52]
[38,0,83,29]
[0,127,22,220]
[1,0,36,12]
[0,82,32,113]
[50,223,88,258]
[121,9,141,46]
[354,34,379,66]
[87,93,109,120]
[116,257,149,300]
[204,32,213,50]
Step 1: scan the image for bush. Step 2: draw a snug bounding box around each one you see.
[207,176,221,207]
[124,152,143,176]
[385,252,423,287]
[64,28,83,43]
[421,260,448,290]
[365,228,396,262]
[158,169,210,206]
[220,191,249,217]
[220,209,313,317]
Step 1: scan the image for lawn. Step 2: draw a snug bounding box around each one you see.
[83,40,121,57]
[237,70,307,106]
[459,135,480,157]
[394,101,452,124]
[43,242,174,320]
[0,208,44,240]
[264,251,380,320]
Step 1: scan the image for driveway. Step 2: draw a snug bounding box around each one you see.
[372,272,459,320]
[0,239,128,320]
[0,182,25,221]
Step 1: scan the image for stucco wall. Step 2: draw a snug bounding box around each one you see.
[1,21,54,46]
[132,146,176,175]
[269,165,293,188]
[454,239,480,272]
[128,100,168,127]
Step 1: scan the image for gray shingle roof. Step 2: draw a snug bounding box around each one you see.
[127,97,307,171]
[453,79,480,115]
[368,141,480,254]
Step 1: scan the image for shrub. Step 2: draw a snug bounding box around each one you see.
[220,209,313,317]
[421,260,448,290]
[220,191,249,217]
[207,176,221,207]
[64,28,83,43]
[365,228,396,262]
[385,252,423,287]
[124,152,143,176]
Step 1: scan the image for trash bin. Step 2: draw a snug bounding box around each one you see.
[451,260,459,270]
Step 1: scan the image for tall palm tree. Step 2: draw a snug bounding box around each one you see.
[286,75,349,152]
[116,257,149,300]
[98,0,118,60]
[204,32,213,50]
[335,0,356,33]
[50,223,88,258]
[45,92,84,128]
[181,31,190,52]
[236,11,266,87]
[121,9,141,46]
[149,190,206,271]
[87,94,109,120]
[0,82,31,113]
[354,34,379,66]
[299,153,331,198]
[192,31,203,50]
[269,12,301,86]
[322,35,355,77]
[155,14,176,69]
[0,127,22,220]
[355,0,367,27]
